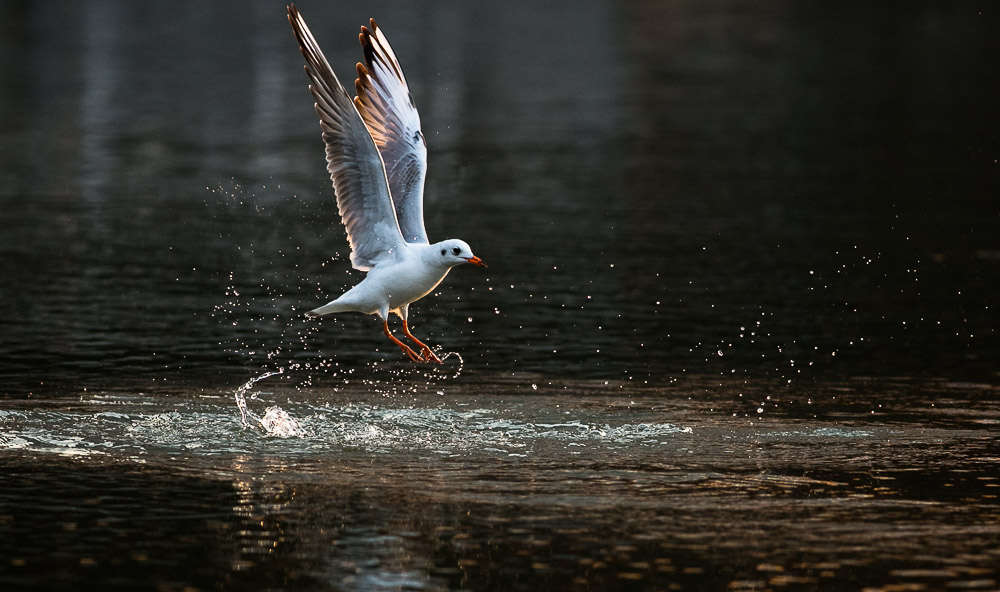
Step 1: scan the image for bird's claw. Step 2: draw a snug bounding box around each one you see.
[419,347,443,364]
[395,342,423,363]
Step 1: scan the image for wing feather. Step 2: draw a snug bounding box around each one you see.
[354,19,429,244]
[287,5,404,271]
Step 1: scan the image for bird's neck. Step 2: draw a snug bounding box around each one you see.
[413,243,446,269]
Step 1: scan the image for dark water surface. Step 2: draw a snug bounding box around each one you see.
[2,1,999,590]
[3,378,999,592]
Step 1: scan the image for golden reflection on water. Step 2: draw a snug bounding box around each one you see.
[189,419,1000,592]
[0,380,997,590]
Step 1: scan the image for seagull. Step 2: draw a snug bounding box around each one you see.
[287,5,486,363]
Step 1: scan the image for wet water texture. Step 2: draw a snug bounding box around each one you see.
[2,1,999,591]
[2,378,999,591]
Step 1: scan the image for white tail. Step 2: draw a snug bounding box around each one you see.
[305,299,352,318]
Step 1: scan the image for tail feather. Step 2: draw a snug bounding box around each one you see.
[305,300,352,318]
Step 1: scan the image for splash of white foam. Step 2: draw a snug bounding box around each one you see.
[258,406,304,438]
[235,369,283,427]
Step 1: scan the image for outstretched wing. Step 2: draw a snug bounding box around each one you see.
[354,19,429,245]
[288,5,404,271]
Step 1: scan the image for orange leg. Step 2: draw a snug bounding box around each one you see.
[402,319,442,364]
[383,320,422,362]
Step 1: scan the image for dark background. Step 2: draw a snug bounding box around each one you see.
[1,0,998,395]
[2,4,999,591]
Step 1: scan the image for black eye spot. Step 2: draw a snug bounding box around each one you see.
[451,247,461,256]
[440,249,446,256]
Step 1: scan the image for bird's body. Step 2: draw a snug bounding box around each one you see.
[307,242,458,319]
[287,5,485,362]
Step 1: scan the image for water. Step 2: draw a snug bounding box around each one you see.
[2,378,998,590]
[2,0,999,590]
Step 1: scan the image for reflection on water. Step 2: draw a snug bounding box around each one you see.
[2,379,999,591]
[2,0,1000,590]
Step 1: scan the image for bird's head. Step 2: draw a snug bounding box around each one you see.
[434,239,486,269]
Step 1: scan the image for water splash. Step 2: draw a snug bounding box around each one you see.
[257,406,304,438]
[234,368,305,437]
[436,350,464,378]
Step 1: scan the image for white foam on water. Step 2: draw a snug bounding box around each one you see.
[258,406,305,438]
[234,368,286,430]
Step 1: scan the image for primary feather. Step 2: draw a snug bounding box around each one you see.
[354,19,430,245]
[287,4,405,271]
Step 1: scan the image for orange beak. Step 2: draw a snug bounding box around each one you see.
[464,256,487,268]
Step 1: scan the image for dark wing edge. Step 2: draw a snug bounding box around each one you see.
[287,4,404,271]
[354,18,430,244]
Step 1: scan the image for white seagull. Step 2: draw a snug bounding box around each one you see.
[287,5,486,363]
